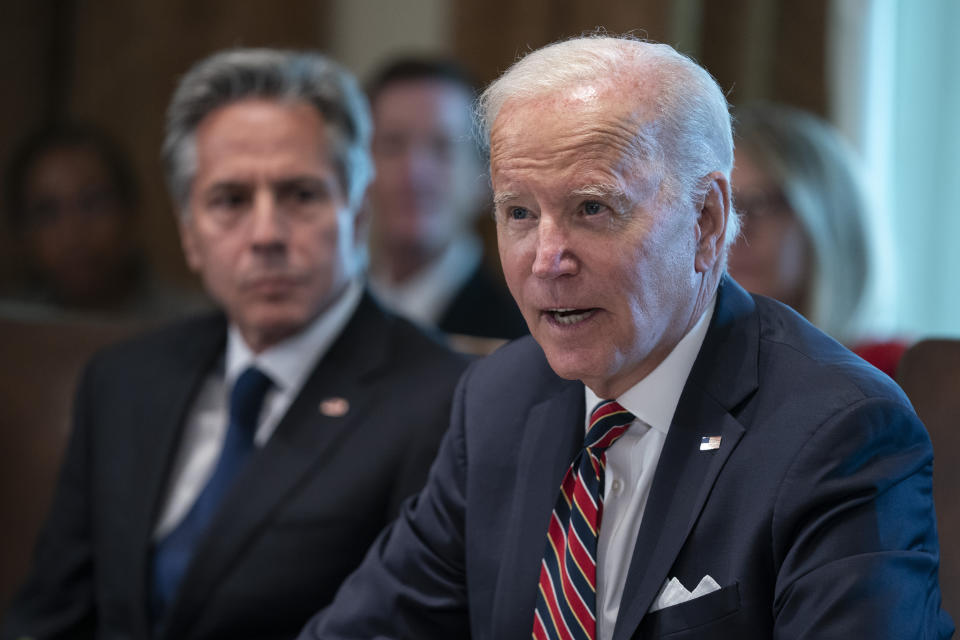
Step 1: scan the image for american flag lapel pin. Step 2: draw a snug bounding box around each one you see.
[699,435,722,451]
[319,396,350,417]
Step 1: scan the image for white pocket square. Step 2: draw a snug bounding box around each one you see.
[649,575,722,612]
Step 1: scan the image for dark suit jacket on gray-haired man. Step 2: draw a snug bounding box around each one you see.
[299,35,954,640]
[1,48,468,640]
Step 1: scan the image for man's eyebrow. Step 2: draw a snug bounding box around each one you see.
[493,191,519,207]
[273,175,328,189]
[570,184,626,199]
[205,180,250,193]
[570,184,631,211]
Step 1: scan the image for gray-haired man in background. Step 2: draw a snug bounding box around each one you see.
[1,48,467,640]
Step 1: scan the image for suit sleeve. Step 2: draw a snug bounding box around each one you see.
[771,397,954,639]
[383,371,461,520]
[0,362,99,640]
[298,364,474,640]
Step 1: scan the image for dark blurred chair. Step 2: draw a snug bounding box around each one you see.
[897,338,960,622]
[0,313,141,612]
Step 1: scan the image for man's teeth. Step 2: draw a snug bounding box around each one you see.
[550,308,593,325]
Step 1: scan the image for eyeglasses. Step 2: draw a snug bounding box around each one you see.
[733,188,793,225]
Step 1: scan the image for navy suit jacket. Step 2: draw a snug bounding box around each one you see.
[2,293,469,640]
[303,278,954,639]
[437,262,528,340]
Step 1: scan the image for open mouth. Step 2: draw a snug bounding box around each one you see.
[545,308,598,325]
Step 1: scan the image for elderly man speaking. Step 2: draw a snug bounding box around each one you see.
[300,35,953,639]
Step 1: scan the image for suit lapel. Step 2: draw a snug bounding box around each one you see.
[612,278,759,640]
[491,377,584,638]
[611,392,745,640]
[163,295,392,637]
[121,315,226,637]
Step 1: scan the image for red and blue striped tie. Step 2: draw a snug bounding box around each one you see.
[532,400,635,640]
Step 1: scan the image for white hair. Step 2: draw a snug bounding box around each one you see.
[476,34,739,245]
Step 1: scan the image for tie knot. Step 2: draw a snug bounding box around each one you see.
[585,400,635,452]
[230,366,273,435]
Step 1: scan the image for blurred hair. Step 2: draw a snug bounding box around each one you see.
[4,123,139,232]
[733,102,870,340]
[366,56,478,105]
[476,34,738,246]
[366,56,482,163]
[163,48,373,216]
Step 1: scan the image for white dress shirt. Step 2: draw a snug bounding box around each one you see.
[152,279,363,540]
[587,295,717,640]
[368,234,482,328]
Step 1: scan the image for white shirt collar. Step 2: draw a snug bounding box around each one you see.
[369,234,482,326]
[226,278,363,394]
[585,294,717,434]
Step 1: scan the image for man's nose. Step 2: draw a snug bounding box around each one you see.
[249,192,287,252]
[399,144,440,183]
[531,217,578,279]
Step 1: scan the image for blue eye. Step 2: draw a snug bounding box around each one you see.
[583,201,604,215]
[510,207,529,220]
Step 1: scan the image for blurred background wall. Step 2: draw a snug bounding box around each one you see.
[0,0,956,335]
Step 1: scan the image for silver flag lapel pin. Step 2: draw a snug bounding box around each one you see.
[699,435,721,451]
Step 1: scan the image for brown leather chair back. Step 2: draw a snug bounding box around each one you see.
[897,338,960,621]
[0,314,141,612]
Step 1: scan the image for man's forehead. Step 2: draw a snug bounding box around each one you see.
[492,82,654,139]
[487,85,663,204]
[491,94,658,170]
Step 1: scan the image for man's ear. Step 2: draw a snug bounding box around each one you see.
[179,213,203,273]
[694,171,730,274]
[353,196,371,249]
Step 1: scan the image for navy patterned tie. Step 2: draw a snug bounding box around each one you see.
[150,366,273,621]
[533,400,635,640]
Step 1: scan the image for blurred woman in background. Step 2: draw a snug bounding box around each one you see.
[728,102,906,376]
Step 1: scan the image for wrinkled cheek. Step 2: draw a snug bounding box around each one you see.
[508,264,537,317]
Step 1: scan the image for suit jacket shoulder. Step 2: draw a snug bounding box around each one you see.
[438,263,528,340]
[82,311,226,389]
[2,296,473,640]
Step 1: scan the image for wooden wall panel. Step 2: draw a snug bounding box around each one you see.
[700,0,827,115]
[771,1,828,115]
[452,0,671,86]
[454,0,828,114]
[65,0,331,287]
[0,2,57,290]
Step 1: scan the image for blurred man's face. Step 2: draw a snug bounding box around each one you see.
[180,98,362,352]
[23,145,135,305]
[491,89,727,399]
[369,79,484,259]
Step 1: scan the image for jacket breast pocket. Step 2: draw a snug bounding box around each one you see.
[637,582,740,638]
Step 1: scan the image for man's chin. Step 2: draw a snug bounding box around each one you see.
[237,308,315,352]
[541,348,595,384]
